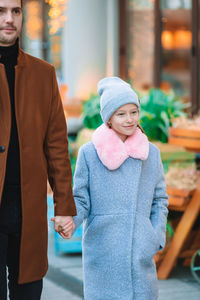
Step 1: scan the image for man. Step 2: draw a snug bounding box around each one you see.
[0,0,76,299]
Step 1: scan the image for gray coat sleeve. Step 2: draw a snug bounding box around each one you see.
[150,152,168,249]
[73,146,90,230]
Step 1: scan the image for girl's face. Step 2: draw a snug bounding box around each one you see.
[108,103,139,142]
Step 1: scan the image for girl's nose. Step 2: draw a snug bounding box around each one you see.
[126,114,133,122]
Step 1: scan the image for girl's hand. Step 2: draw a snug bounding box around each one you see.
[60,220,75,239]
[51,216,75,239]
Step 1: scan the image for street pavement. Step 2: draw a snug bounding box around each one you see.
[41,221,200,300]
[42,278,82,300]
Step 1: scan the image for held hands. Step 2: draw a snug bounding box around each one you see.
[51,216,75,239]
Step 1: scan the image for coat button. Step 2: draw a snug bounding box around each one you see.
[0,146,5,153]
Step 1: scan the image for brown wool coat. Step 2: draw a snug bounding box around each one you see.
[0,49,76,284]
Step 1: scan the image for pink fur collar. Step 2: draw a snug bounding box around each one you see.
[92,124,149,170]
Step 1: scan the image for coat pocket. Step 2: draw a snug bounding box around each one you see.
[134,214,160,265]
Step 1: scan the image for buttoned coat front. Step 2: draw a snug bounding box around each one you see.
[0,49,76,284]
[73,131,168,300]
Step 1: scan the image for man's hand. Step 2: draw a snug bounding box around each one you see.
[51,216,75,239]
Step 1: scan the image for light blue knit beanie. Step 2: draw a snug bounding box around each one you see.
[98,77,140,123]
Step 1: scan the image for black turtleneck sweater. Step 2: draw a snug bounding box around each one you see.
[0,39,21,186]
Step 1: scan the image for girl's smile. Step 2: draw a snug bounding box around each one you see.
[108,103,139,142]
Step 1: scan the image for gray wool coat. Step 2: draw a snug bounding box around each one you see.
[73,140,168,300]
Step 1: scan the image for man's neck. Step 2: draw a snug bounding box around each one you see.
[0,39,19,60]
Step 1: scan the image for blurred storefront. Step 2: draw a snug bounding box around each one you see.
[120,0,200,112]
[22,0,66,77]
[22,0,118,111]
[21,0,200,113]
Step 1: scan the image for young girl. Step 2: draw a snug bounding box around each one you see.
[71,77,168,300]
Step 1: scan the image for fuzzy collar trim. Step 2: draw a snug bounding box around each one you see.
[92,124,149,170]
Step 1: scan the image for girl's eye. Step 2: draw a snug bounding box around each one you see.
[117,113,125,116]
[132,110,139,115]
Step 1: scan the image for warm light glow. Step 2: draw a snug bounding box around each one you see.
[59,84,68,102]
[162,30,192,50]
[45,0,68,35]
[25,1,42,40]
[50,35,62,69]
[75,73,100,100]
[162,30,174,50]
[174,30,192,49]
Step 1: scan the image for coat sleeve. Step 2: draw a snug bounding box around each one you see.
[150,152,168,249]
[44,66,76,216]
[73,146,90,230]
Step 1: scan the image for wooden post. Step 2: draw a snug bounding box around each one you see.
[118,0,127,80]
[158,186,200,279]
[191,0,199,114]
[153,0,161,88]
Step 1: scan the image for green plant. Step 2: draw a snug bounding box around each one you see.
[139,89,188,143]
[166,220,174,237]
[82,94,102,129]
[68,136,77,182]
[82,88,188,142]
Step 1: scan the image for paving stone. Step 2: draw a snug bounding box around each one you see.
[42,278,83,300]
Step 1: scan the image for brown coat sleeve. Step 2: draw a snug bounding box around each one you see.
[44,66,76,216]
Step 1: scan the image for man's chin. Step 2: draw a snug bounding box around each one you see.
[0,36,18,47]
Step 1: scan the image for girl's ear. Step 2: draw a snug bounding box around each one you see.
[137,123,145,134]
[107,121,112,129]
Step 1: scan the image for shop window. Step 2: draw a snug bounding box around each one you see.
[160,0,192,98]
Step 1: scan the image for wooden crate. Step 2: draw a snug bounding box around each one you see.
[153,142,195,173]
[169,127,200,152]
[167,186,195,211]
[158,187,200,279]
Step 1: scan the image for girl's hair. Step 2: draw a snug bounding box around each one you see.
[137,124,145,134]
